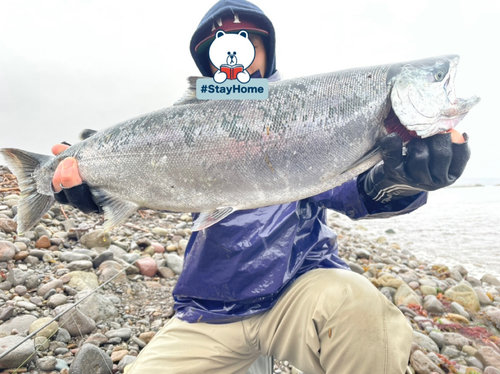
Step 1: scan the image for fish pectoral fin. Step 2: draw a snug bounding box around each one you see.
[91,188,140,231]
[340,146,382,175]
[191,206,236,231]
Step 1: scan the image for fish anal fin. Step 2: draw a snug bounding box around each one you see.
[91,188,139,231]
[191,207,236,231]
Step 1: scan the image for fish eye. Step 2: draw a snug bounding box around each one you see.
[434,70,445,82]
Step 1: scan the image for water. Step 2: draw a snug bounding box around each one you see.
[333,185,500,279]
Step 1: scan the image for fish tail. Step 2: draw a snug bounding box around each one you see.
[0,148,56,234]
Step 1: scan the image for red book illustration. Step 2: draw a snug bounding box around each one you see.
[220,64,244,80]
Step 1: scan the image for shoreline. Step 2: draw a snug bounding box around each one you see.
[1,166,500,373]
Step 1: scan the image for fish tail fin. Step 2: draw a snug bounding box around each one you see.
[0,148,56,234]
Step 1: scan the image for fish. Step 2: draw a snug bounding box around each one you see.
[1,55,480,234]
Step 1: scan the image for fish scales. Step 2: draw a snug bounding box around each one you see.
[71,68,390,213]
[1,55,480,232]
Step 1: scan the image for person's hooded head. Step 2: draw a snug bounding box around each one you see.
[190,0,276,78]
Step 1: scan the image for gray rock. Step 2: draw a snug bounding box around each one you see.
[0,315,37,337]
[443,332,471,349]
[14,285,27,296]
[165,253,184,275]
[24,274,40,290]
[419,278,438,287]
[429,331,445,348]
[55,328,71,343]
[37,279,64,297]
[347,261,364,274]
[475,346,500,369]
[6,268,28,286]
[0,281,12,291]
[465,356,484,370]
[452,264,468,277]
[0,241,16,261]
[466,276,482,287]
[37,356,57,371]
[117,355,137,372]
[92,250,114,268]
[107,244,127,259]
[34,225,51,239]
[475,287,493,306]
[16,300,37,311]
[73,248,98,258]
[24,255,40,265]
[410,350,445,374]
[67,260,93,271]
[0,335,35,369]
[122,253,141,264]
[152,227,169,237]
[413,331,439,353]
[75,291,118,323]
[85,333,109,346]
[423,295,444,314]
[450,301,470,320]
[482,274,500,286]
[483,306,500,329]
[105,327,132,340]
[56,358,70,371]
[80,230,112,249]
[485,367,500,374]
[0,306,14,322]
[60,252,93,263]
[449,268,463,282]
[47,293,68,308]
[54,304,96,337]
[69,343,113,374]
[441,345,460,358]
[44,288,57,300]
[354,248,371,259]
[28,249,48,259]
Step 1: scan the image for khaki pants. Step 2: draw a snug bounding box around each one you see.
[128,269,412,374]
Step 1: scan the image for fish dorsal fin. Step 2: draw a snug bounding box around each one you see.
[91,188,140,231]
[173,76,207,106]
[191,206,236,231]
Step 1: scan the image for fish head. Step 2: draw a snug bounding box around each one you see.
[388,55,480,138]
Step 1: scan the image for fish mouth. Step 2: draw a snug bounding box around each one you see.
[387,55,480,140]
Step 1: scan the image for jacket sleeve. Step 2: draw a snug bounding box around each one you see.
[309,177,428,220]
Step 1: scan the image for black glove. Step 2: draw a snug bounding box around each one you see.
[358,132,471,205]
[54,183,102,214]
[53,129,102,214]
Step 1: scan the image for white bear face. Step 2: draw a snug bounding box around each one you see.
[209,30,255,70]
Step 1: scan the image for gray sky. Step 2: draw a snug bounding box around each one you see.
[0,0,498,178]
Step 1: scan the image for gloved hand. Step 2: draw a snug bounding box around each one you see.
[51,130,102,214]
[358,131,471,205]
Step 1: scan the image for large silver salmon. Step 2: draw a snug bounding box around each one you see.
[1,55,479,233]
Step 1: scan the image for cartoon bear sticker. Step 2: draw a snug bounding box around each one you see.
[209,30,255,84]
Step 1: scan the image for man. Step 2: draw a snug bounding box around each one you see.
[52,1,470,373]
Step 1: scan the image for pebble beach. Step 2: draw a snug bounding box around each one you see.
[1,164,500,374]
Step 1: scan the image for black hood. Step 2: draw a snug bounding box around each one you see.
[190,0,276,78]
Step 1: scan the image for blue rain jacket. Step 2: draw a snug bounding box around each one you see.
[174,0,428,323]
[174,178,427,323]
